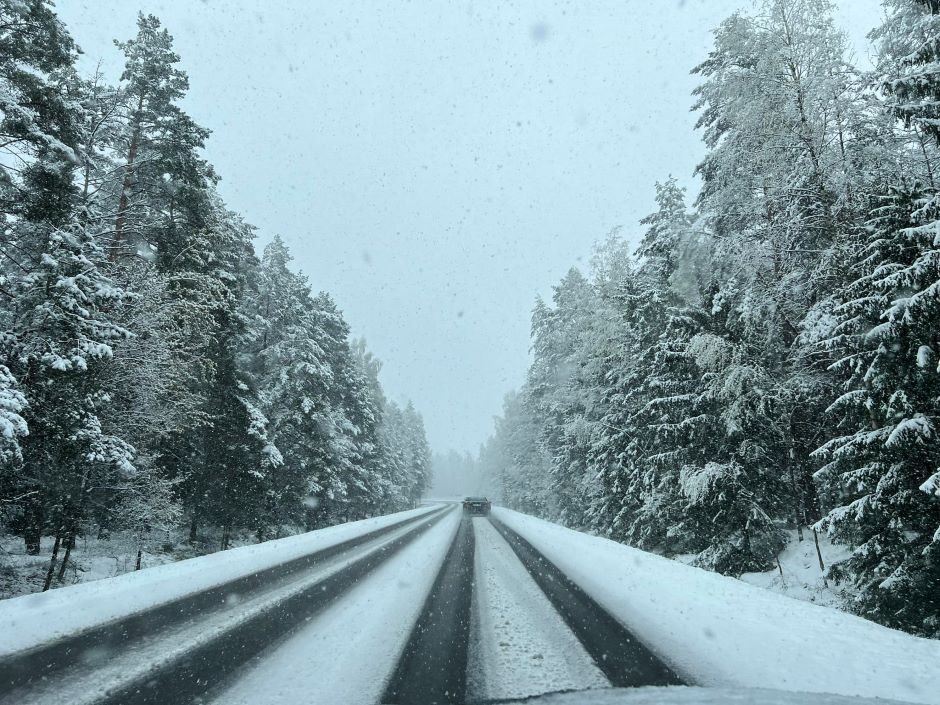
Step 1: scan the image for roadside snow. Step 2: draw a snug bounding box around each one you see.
[467,517,609,701]
[0,504,440,657]
[210,508,462,705]
[493,507,940,705]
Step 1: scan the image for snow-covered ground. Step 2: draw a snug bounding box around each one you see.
[0,531,181,599]
[739,529,852,609]
[467,517,608,701]
[672,528,853,610]
[494,507,940,705]
[0,504,439,657]
[209,508,462,705]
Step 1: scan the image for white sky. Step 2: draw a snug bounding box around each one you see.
[58,0,884,454]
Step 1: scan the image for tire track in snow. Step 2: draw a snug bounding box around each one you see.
[466,517,609,701]
[12,509,450,705]
[489,515,685,689]
[0,505,446,697]
[381,513,475,705]
[209,507,463,705]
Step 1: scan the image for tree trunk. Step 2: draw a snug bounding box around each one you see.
[804,471,822,522]
[813,528,829,588]
[788,460,804,541]
[23,499,42,555]
[189,513,198,544]
[56,530,74,583]
[135,548,143,571]
[741,521,752,565]
[112,95,144,260]
[24,522,41,556]
[42,532,62,592]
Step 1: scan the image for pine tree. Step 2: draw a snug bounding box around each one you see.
[876,0,940,144]
[159,205,278,548]
[488,388,554,516]
[527,267,598,526]
[589,185,731,558]
[808,0,940,637]
[8,222,135,567]
[0,0,79,221]
[0,1,139,570]
[402,401,432,504]
[815,180,940,636]
[111,14,214,260]
[246,238,341,533]
[0,366,26,467]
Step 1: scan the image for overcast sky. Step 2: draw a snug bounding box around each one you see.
[58,0,883,454]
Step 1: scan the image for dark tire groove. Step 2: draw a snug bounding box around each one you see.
[488,515,686,688]
[0,508,449,705]
[382,514,474,705]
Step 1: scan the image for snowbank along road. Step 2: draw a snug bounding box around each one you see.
[0,502,937,705]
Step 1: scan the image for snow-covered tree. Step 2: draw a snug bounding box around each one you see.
[111,13,214,261]
[7,221,135,570]
[814,183,940,635]
[527,267,598,526]
[799,0,940,637]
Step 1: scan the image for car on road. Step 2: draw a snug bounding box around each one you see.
[463,496,491,516]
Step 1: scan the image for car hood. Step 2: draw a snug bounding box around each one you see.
[472,686,921,705]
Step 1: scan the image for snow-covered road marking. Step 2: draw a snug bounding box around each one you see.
[467,517,609,701]
[208,508,462,705]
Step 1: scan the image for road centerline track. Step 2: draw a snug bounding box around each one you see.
[1,507,451,705]
[381,514,475,705]
[488,515,685,689]
[384,508,685,705]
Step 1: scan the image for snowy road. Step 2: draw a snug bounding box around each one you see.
[0,504,677,704]
[0,507,450,705]
[201,508,667,705]
[3,503,937,705]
